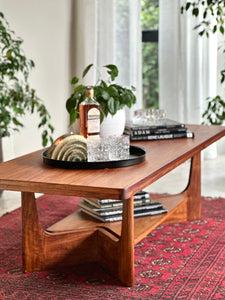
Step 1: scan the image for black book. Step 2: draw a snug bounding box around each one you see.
[83,190,150,208]
[80,207,168,222]
[129,130,194,141]
[125,119,186,136]
[124,126,187,137]
[78,200,164,217]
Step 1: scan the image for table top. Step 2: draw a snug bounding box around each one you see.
[0,124,224,200]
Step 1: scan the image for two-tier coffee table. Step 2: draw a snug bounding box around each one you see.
[0,124,225,286]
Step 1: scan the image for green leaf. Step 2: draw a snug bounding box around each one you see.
[220,25,224,34]
[99,80,107,89]
[102,90,110,100]
[66,97,76,113]
[48,124,54,133]
[186,2,191,10]
[12,104,24,115]
[107,97,117,114]
[42,130,48,147]
[104,64,119,81]
[38,116,47,128]
[108,85,119,96]
[12,117,23,127]
[71,76,79,85]
[29,59,35,68]
[6,49,12,59]
[82,64,93,78]
[193,8,199,17]
[100,111,104,123]
[203,10,207,19]
[69,109,78,125]
[42,130,47,138]
[49,136,54,144]
[194,24,201,30]
[74,84,85,93]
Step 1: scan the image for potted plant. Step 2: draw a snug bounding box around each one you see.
[66,64,136,136]
[0,12,54,148]
[202,96,225,125]
[181,1,225,126]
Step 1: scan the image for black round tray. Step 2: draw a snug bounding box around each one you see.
[42,145,146,169]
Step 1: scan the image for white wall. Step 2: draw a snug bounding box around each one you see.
[0,0,71,160]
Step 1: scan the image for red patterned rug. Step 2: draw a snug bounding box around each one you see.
[0,195,225,299]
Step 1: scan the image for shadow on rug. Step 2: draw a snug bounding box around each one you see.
[0,195,224,300]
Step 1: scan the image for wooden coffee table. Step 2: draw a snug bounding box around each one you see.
[0,124,225,286]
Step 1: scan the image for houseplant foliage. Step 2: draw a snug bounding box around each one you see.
[66,64,136,126]
[181,1,225,125]
[0,12,54,146]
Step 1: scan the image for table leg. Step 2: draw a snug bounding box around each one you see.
[21,191,135,286]
[94,196,134,287]
[22,191,44,272]
[185,152,201,220]
[22,192,99,272]
[118,196,134,287]
[160,152,201,225]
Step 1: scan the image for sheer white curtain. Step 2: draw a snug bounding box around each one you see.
[70,0,142,120]
[159,0,217,124]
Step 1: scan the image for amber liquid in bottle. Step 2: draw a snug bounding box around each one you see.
[79,88,100,138]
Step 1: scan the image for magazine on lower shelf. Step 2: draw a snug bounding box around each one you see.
[80,207,168,222]
[78,199,164,217]
[84,190,150,208]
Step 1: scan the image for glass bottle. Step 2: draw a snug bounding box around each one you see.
[79,87,100,139]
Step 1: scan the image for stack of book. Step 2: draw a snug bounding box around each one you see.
[124,119,194,141]
[78,191,168,222]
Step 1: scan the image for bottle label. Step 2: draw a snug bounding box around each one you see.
[87,108,100,134]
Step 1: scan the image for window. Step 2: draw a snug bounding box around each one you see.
[141,0,159,109]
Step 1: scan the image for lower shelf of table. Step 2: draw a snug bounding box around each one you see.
[47,193,188,244]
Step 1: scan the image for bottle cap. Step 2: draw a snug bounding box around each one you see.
[86,87,94,98]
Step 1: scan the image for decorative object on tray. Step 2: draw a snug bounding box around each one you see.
[46,134,87,162]
[125,109,194,141]
[79,191,168,222]
[66,64,136,137]
[44,131,138,164]
[42,144,146,169]
[87,135,130,162]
